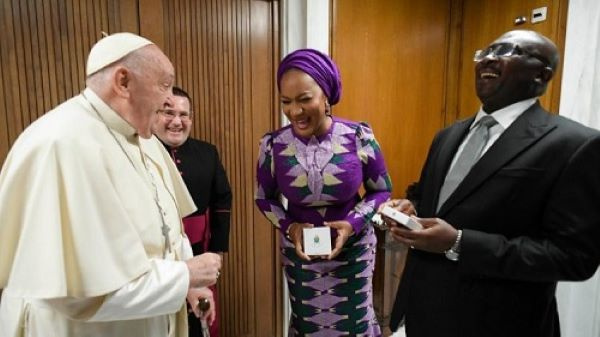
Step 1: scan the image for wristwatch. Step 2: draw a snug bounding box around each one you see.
[445,229,462,261]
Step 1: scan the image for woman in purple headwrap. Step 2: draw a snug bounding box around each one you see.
[255,49,392,336]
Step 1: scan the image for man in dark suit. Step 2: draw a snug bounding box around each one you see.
[383,30,600,337]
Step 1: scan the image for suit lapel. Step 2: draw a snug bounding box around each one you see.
[438,103,556,217]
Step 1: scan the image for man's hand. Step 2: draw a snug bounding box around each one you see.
[377,199,417,230]
[390,217,458,253]
[378,199,416,217]
[324,220,354,260]
[186,253,222,288]
[186,287,215,324]
[287,222,314,261]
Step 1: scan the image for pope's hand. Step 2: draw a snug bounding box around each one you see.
[186,287,215,324]
[186,253,221,288]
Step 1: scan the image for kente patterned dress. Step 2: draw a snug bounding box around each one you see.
[255,117,392,336]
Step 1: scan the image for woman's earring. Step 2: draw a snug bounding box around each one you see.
[325,101,332,116]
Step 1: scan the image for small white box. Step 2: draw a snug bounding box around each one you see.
[303,227,332,256]
[380,206,423,231]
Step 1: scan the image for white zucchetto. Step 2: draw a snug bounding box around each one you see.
[86,32,154,76]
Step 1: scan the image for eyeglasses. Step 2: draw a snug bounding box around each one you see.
[474,43,549,67]
[157,109,192,121]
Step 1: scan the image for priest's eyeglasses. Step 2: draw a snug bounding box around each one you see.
[473,43,549,67]
[158,109,192,121]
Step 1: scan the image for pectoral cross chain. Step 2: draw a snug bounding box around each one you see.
[143,156,173,258]
[86,95,176,259]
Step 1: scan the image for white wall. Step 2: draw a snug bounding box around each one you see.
[556,1,600,336]
[281,0,330,56]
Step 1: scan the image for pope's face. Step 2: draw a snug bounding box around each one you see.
[153,95,192,147]
[279,69,330,138]
[128,46,175,138]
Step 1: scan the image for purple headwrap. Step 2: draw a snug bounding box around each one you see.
[277,48,342,105]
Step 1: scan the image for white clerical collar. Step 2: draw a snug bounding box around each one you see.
[82,88,137,138]
[473,98,537,131]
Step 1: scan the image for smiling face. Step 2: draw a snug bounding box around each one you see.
[475,30,556,112]
[152,94,192,147]
[279,69,331,138]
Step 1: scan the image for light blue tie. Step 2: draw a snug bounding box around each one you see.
[437,115,498,211]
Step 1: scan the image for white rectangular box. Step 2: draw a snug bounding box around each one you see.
[303,227,332,256]
[380,206,423,231]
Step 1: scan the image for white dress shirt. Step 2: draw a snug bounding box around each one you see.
[446,98,538,173]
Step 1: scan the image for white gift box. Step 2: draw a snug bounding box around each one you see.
[303,227,332,256]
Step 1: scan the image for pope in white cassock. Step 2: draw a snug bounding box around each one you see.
[0,33,221,337]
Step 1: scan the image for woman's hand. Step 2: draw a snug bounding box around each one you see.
[324,220,354,260]
[287,222,314,261]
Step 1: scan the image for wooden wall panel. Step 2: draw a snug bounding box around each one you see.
[140,1,281,336]
[455,0,568,120]
[332,0,452,332]
[3,0,281,335]
[0,0,139,165]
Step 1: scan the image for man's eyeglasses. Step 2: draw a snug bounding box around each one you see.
[157,109,192,121]
[473,43,549,67]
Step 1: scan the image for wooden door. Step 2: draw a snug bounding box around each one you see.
[454,0,568,120]
[331,0,453,332]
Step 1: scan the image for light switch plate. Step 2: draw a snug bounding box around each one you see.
[532,7,547,24]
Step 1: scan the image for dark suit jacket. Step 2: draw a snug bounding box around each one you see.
[390,102,600,337]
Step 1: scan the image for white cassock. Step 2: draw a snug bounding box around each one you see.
[0,88,197,337]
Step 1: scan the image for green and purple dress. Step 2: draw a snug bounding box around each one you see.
[255,117,392,336]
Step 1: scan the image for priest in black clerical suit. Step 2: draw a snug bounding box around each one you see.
[153,86,231,337]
